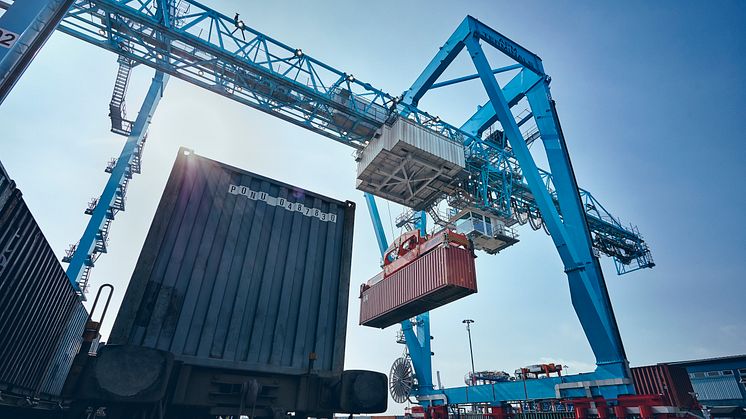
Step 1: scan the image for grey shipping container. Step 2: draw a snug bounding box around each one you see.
[0,160,87,398]
[40,303,87,396]
[109,148,356,377]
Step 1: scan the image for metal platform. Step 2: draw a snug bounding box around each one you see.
[451,209,520,254]
[356,117,466,210]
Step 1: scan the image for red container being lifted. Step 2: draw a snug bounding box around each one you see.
[359,230,477,328]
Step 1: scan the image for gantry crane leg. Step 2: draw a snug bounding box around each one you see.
[464,35,633,397]
[364,193,434,391]
[64,71,169,294]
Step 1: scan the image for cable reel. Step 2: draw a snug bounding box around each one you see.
[389,356,415,403]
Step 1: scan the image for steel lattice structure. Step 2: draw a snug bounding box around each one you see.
[0,0,655,405]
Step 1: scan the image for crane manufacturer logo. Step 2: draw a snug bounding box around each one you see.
[228,184,337,223]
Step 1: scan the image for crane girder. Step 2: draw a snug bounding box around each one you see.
[0,0,652,281]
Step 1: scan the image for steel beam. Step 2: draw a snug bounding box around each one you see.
[65,71,169,291]
[465,36,578,266]
[525,84,630,376]
[401,311,433,392]
[460,69,541,137]
[363,192,388,255]
[0,0,74,104]
[466,16,545,77]
[402,18,470,108]
[429,64,522,90]
[464,34,633,396]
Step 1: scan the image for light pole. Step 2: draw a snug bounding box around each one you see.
[462,319,476,385]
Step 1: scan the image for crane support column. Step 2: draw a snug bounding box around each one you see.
[0,0,74,104]
[463,29,633,395]
[364,193,388,255]
[364,194,434,393]
[64,71,169,293]
[525,82,630,379]
[406,210,434,394]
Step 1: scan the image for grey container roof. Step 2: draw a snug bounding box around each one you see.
[109,148,355,376]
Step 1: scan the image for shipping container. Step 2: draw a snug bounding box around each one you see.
[0,160,87,398]
[41,303,87,396]
[359,245,477,328]
[631,364,697,409]
[109,148,356,376]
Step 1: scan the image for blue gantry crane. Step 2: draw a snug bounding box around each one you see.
[0,0,655,408]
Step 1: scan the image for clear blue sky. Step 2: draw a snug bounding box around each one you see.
[1,0,745,413]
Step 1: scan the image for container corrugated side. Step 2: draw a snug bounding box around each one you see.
[631,364,697,408]
[356,117,465,179]
[40,303,87,395]
[387,118,465,168]
[109,148,355,376]
[360,246,477,328]
[0,161,87,397]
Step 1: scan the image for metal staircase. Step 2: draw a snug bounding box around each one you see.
[109,55,134,136]
[63,132,148,294]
